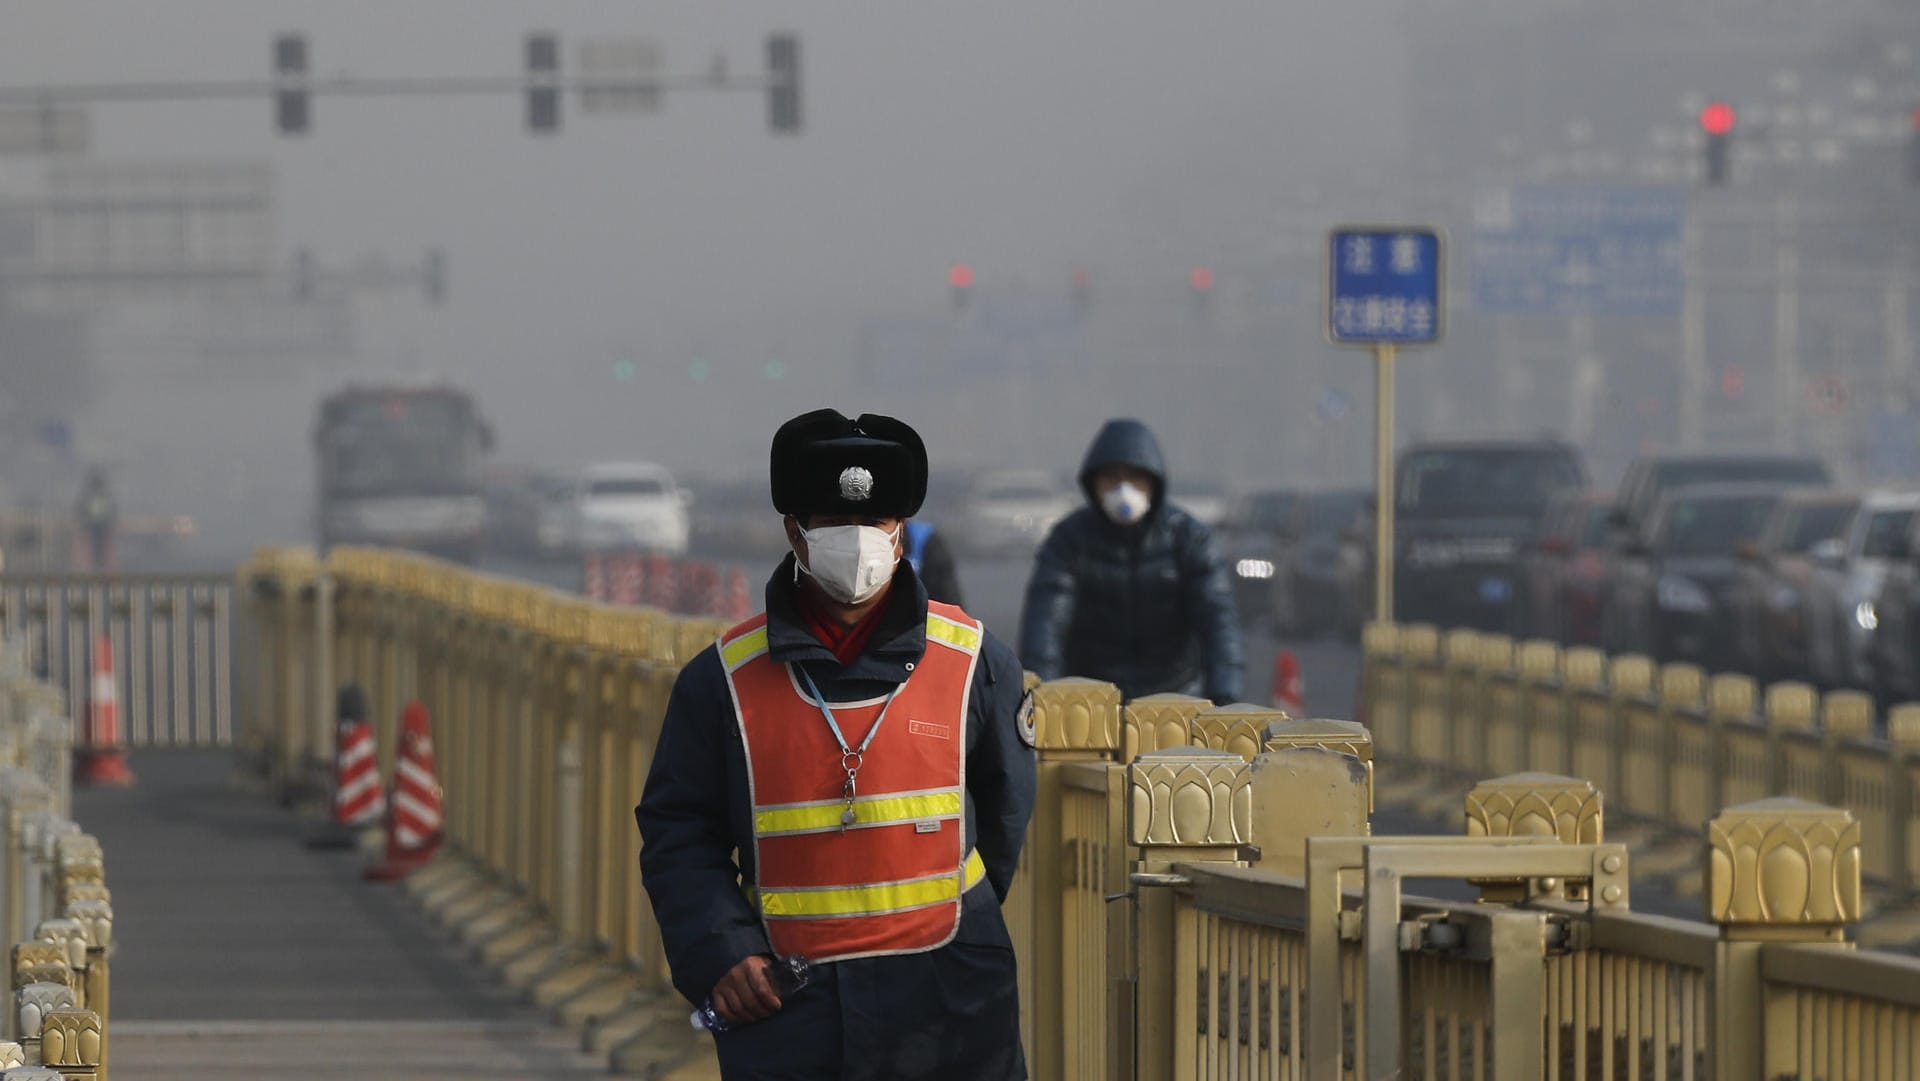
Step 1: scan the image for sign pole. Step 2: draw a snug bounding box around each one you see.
[1373,342,1396,624]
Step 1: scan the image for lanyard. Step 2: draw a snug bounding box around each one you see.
[795,665,905,829]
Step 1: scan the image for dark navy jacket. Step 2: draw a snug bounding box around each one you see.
[637,557,1035,1080]
[1019,419,1244,704]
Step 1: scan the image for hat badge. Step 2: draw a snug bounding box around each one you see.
[838,466,875,502]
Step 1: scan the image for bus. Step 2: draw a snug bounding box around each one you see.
[314,384,492,562]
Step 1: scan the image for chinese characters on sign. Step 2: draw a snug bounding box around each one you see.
[1328,228,1443,345]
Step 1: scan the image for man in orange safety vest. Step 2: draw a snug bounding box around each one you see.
[638,408,1037,1080]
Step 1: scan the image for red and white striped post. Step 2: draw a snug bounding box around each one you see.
[76,632,134,787]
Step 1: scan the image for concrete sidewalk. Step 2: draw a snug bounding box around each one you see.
[74,751,604,1076]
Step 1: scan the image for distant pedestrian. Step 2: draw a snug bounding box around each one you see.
[75,468,116,573]
[904,520,965,608]
[1019,418,1243,704]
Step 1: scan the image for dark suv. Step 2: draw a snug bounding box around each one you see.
[1390,439,1587,632]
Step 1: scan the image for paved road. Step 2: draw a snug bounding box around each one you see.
[78,751,609,1078]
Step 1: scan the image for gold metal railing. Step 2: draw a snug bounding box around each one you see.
[1362,622,1920,904]
[241,550,1920,1080]
[0,639,111,1078]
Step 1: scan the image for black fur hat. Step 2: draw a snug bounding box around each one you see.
[770,409,928,519]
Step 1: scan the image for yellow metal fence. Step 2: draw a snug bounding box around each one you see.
[243,550,1920,1081]
[1363,622,1920,902]
[0,637,112,1078]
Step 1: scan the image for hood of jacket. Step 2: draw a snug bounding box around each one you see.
[1078,419,1168,516]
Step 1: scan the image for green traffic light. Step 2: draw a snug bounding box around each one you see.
[689,359,712,383]
[764,359,787,381]
[613,359,637,383]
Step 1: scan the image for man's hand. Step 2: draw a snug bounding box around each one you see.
[710,955,784,1024]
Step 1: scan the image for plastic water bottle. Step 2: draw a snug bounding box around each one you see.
[691,955,812,1034]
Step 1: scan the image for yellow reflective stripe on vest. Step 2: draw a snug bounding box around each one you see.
[721,627,770,671]
[752,850,987,918]
[754,789,962,836]
[924,614,981,655]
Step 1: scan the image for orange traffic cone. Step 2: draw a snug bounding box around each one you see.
[364,702,444,881]
[76,632,135,787]
[310,686,386,849]
[1273,650,1304,715]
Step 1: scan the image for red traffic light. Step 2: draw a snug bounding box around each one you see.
[1721,364,1745,398]
[1700,101,1736,137]
[1189,266,1216,292]
[1071,267,1092,290]
[948,263,975,290]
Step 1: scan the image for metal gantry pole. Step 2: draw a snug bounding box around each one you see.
[1374,343,1397,625]
[1681,215,1706,451]
[1773,193,1801,453]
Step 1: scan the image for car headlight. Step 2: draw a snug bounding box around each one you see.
[1657,575,1712,613]
[1236,559,1276,580]
[1855,601,1878,631]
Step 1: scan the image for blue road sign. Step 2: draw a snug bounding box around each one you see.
[1471,185,1685,316]
[1327,227,1443,346]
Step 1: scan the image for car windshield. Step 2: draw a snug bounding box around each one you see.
[1580,505,1613,547]
[1658,495,1777,556]
[1656,459,1827,494]
[1237,492,1298,531]
[1783,503,1856,553]
[588,477,666,497]
[1863,510,1915,558]
[1301,492,1366,537]
[1396,449,1581,516]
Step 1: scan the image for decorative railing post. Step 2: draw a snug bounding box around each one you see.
[1464,773,1604,902]
[1122,693,1208,763]
[1252,719,1373,878]
[1193,703,1285,762]
[14,982,73,1065]
[1126,747,1250,1081]
[1018,677,1121,1081]
[1890,706,1920,901]
[37,1008,100,1079]
[1707,798,1862,1081]
[0,774,52,947]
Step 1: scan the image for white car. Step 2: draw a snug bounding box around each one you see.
[574,462,691,555]
[1805,489,1920,688]
[957,470,1075,556]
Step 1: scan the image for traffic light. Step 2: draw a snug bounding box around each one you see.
[423,248,447,306]
[767,33,802,134]
[273,34,309,135]
[1700,101,1735,186]
[1189,266,1216,314]
[1071,268,1092,321]
[949,263,975,312]
[291,248,315,302]
[1721,363,1746,399]
[526,33,560,133]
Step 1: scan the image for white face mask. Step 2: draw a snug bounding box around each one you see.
[797,524,901,605]
[1100,481,1151,526]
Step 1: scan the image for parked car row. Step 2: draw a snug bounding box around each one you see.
[1500,449,1920,709]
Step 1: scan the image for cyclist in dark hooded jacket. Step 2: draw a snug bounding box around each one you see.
[1018,419,1243,704]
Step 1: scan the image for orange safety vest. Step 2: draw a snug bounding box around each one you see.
[719,601,988,963]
